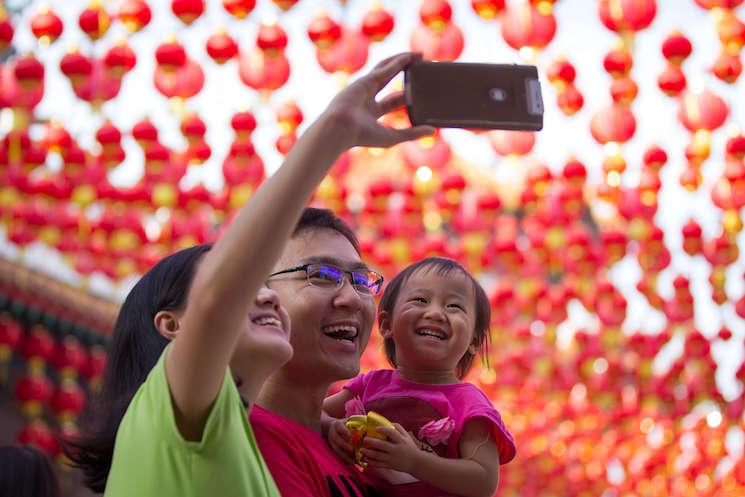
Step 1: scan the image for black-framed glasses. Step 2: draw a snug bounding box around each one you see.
[268,263,384,296]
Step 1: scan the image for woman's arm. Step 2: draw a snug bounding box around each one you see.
[165,53,434,440]
[362,418,500,497]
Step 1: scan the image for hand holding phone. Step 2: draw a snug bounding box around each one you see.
[404,61,544,131]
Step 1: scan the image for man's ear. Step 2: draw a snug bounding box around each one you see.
[378,310,393,338]
[154,310,182,341]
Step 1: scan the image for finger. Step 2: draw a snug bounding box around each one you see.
[362,437,391,451]
[377,125,436,147]
[360,447,388,464]
[375,91,406,117]
[374,426,399,439]
[365,52,421,94]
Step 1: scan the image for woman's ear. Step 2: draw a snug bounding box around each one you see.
[154,310,182,341]
[378,310,393,338]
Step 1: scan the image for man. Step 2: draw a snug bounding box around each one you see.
[250,52,433,497]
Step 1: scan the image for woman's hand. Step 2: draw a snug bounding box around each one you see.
[359,423,422,473]
[321,52,435,149]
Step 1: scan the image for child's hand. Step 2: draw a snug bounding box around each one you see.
[327,419,356,465]
[359,423,422,474]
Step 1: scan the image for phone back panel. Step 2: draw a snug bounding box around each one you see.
[405,61,543,131]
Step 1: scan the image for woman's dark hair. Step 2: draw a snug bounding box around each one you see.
[378,257,491,380]
[64,244,211,492]
[0,445,61,497]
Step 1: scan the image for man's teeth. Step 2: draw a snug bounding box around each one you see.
[417,329,446,340]
[323,325,358,340]
[254,316,282,327]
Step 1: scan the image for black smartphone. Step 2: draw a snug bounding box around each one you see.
[404,61,544,131]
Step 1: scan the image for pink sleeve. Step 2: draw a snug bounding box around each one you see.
[462,390,516,465]
[342,371,368,398]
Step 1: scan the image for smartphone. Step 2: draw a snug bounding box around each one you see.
[404,61,544,131]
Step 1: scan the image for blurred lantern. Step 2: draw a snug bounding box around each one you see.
[678,89,729,132]
[239,48,291,93]
[71,58,123,108]
[223,0,256,19]
[643,144,668,170]
[276,100,303,134]
[490,130,536,156]
[471,0,506,20]
[694,0,744,8]
[51,378,86,423]
[257,20,288,55]
[60,49,93,86]
[231,110,257,140]
[711,50,742,83]
[307,12,342,50]
[118,0,152,32]
[180,113,206,143]
[598,0,657,43]
[78,2,111,41]
[401,133,451,171]
[547,57,584,115]
[154,58,205,101]
[13,53,45,92]
[132,117,159,150]
[15,367,53,418]
[362,4,395,42]
[103,40,137,79]
[17,419,59,455]
[0,314,21,377]
[206,29,238,64]
[657,63,687,96]
[273,0,298,10]
[501,1,556,56]
[556,84,584,115]
[171,0,205,25]
[0,11,14,52]
[603,45,633,77]
[317,28,370,75]
[610,76,638,106]
[155,38,187,72]
[682,219,703,256]
[590,104,636,144]
[30,4,64,45]
[662,31,692,64]
[411,0,464,61]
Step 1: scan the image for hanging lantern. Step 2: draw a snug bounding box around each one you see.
[60,49,93,86]
[171,0,205,25]
[362,4,395,42]
[276,100,303,134]
[103,41,137,79]
[307,12,342,50]
[223,0,256,19]
[547,56,576,89]
[231,110,257,140]
[131,117,158,150]
[154,58,205,100]
[78,2,111,41]
[206,29,238,64]
[598,0,657,37]
[0,12,14,52]
[657,63,686,96]
[490,130,536,156]
[238,48,291,93]
[30,4,64,45]
[711,51,742,84]
[557,84,584,115]
[662,31,692,64]
[678,89,729,132]
[13,53,45,92]
[257,21,289,55]
[471,0,506,20]
[590,104,636,144]
[180,114,206,143]
[501,1,556,53]
[273,0,299,10]
[694,0,743,8]
[17,420,59,455]
[610,76,638,106]
[118,0,152,32]
[71,59,122,108]
[317,28,370,75]
[51,378,86,423]
[155,38,187,72]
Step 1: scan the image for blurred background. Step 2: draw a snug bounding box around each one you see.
[0,0,743,495]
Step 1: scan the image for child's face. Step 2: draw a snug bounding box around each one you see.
[382,268,476,380]
[231,286,293,371]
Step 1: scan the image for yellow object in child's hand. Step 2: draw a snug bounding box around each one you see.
[345,411,394,467]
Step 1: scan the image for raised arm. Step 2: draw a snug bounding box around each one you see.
[166,53,435,440]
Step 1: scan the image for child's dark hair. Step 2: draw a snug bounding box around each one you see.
[64,244,212,492]
[378,257,491,379]
[0,445,61,497]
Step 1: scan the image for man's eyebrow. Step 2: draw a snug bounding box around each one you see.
[302,256,370,272]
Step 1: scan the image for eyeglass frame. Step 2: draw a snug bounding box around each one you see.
[267,263,384,296]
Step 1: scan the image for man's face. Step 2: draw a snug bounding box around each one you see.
[268,228,376,384]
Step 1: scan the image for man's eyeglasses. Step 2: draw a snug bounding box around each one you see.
[268,263,384,296]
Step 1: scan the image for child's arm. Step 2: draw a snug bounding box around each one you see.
[322,389,356,463]
[362,418,500,497]
[165,52,434,441]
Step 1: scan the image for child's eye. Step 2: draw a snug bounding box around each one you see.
[447,303,465,310]
[411,296,428,303]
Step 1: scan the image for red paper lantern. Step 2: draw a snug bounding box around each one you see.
[662,31,692,64]
[103,41,137,79]
[223,0,256,19]
[15,370,53,417]
[0,13,15,52]
[490,130,536,156]
[180,114,206,143]
[30,5,64,45]
[155,39,187,72]
[682,218,703,255]
[603,46,633,77]
[154,58,205,100]
[206,29,238,64]
[590,104,636,144]
[557,85,584,115]
[711,51,742,84]
[60,49,93,85]
[307,12,342,49]
[171,0,205,25]
[238,48,290,92]
[257,21,288,54]
[276,101,303,134]
[501,2,556,51]
[17,420,59,455]
[118,0,152,32]
[694,0,743,9]
[410,22,464,61]
[13,53,45,91]
[678,89,729,132]
[273,0,298,10]
[78,4,111,40]
[419,0,453,30]
[362,5,395,42]
[317,28,370,74]
[51,379,86,422]
[231,110,257,139]
[471,0,506,20]
[132,117,159,148]
[547,57,576,87]
[598,0,657,34]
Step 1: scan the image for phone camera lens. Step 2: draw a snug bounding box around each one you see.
[489,88,507,101]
